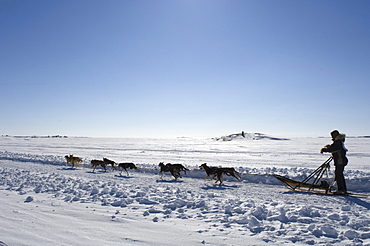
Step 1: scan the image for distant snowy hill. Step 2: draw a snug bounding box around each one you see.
[214,132,290,141]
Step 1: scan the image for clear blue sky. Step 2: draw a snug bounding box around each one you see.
[1,0,369,138]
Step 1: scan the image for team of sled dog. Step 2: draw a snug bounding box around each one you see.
[64,154,241,185]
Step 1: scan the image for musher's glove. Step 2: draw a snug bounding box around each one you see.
[320,145,330,154]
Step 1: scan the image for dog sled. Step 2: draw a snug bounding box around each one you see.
[273,157,369,198]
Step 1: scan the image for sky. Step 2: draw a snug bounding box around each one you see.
[1,0,370,138]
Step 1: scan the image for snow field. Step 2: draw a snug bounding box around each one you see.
[1,137,370,245]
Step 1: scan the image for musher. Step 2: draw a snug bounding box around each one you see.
[320,130,348,194]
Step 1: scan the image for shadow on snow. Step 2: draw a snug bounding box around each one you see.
[345,196,370,210]
[114,175,135,179]
[201,184,239,190]
[156,179,184,183]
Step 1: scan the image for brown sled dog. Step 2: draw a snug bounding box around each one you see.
[65,155,83,168]
[103,158,117,170]
[199,163,241,185]
[158,162,189,180]
[118,163,139,176]
[91,159,107,172]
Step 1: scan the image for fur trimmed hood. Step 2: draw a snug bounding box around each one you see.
[335,133,346,141]
[331,130,346,141]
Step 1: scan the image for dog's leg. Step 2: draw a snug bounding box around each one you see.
[171,170,179,180]
[170,170,176,179]
[215,176,219,184]
[216,172,223,185]
[125,168,129,176]
[174,172,180,180]
[231,172,241,181]
[211,174,217,180]
[234,173,241,181]
[218,177,223,185]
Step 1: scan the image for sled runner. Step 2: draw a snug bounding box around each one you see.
[284,188,370,198]
[273,157,369,198]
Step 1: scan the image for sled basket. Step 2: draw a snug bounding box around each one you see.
[273,174,330,191]
[273,157,333,193]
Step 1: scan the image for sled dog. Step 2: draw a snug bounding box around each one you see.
[118,163,139,176]
[200,163,241,185]
[91,159,107,172]
[65,155,83,168]
[103,158,117,170]
[158,162,188,180]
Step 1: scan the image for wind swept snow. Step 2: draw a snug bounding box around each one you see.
[0,136,370,245]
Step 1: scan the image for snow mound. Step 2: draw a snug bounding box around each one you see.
[214,132,290,141]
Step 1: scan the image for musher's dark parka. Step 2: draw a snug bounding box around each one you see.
[320,131,348,166]
[320,130,348,193]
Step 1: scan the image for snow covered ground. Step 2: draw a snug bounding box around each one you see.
[0,135,370,245]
